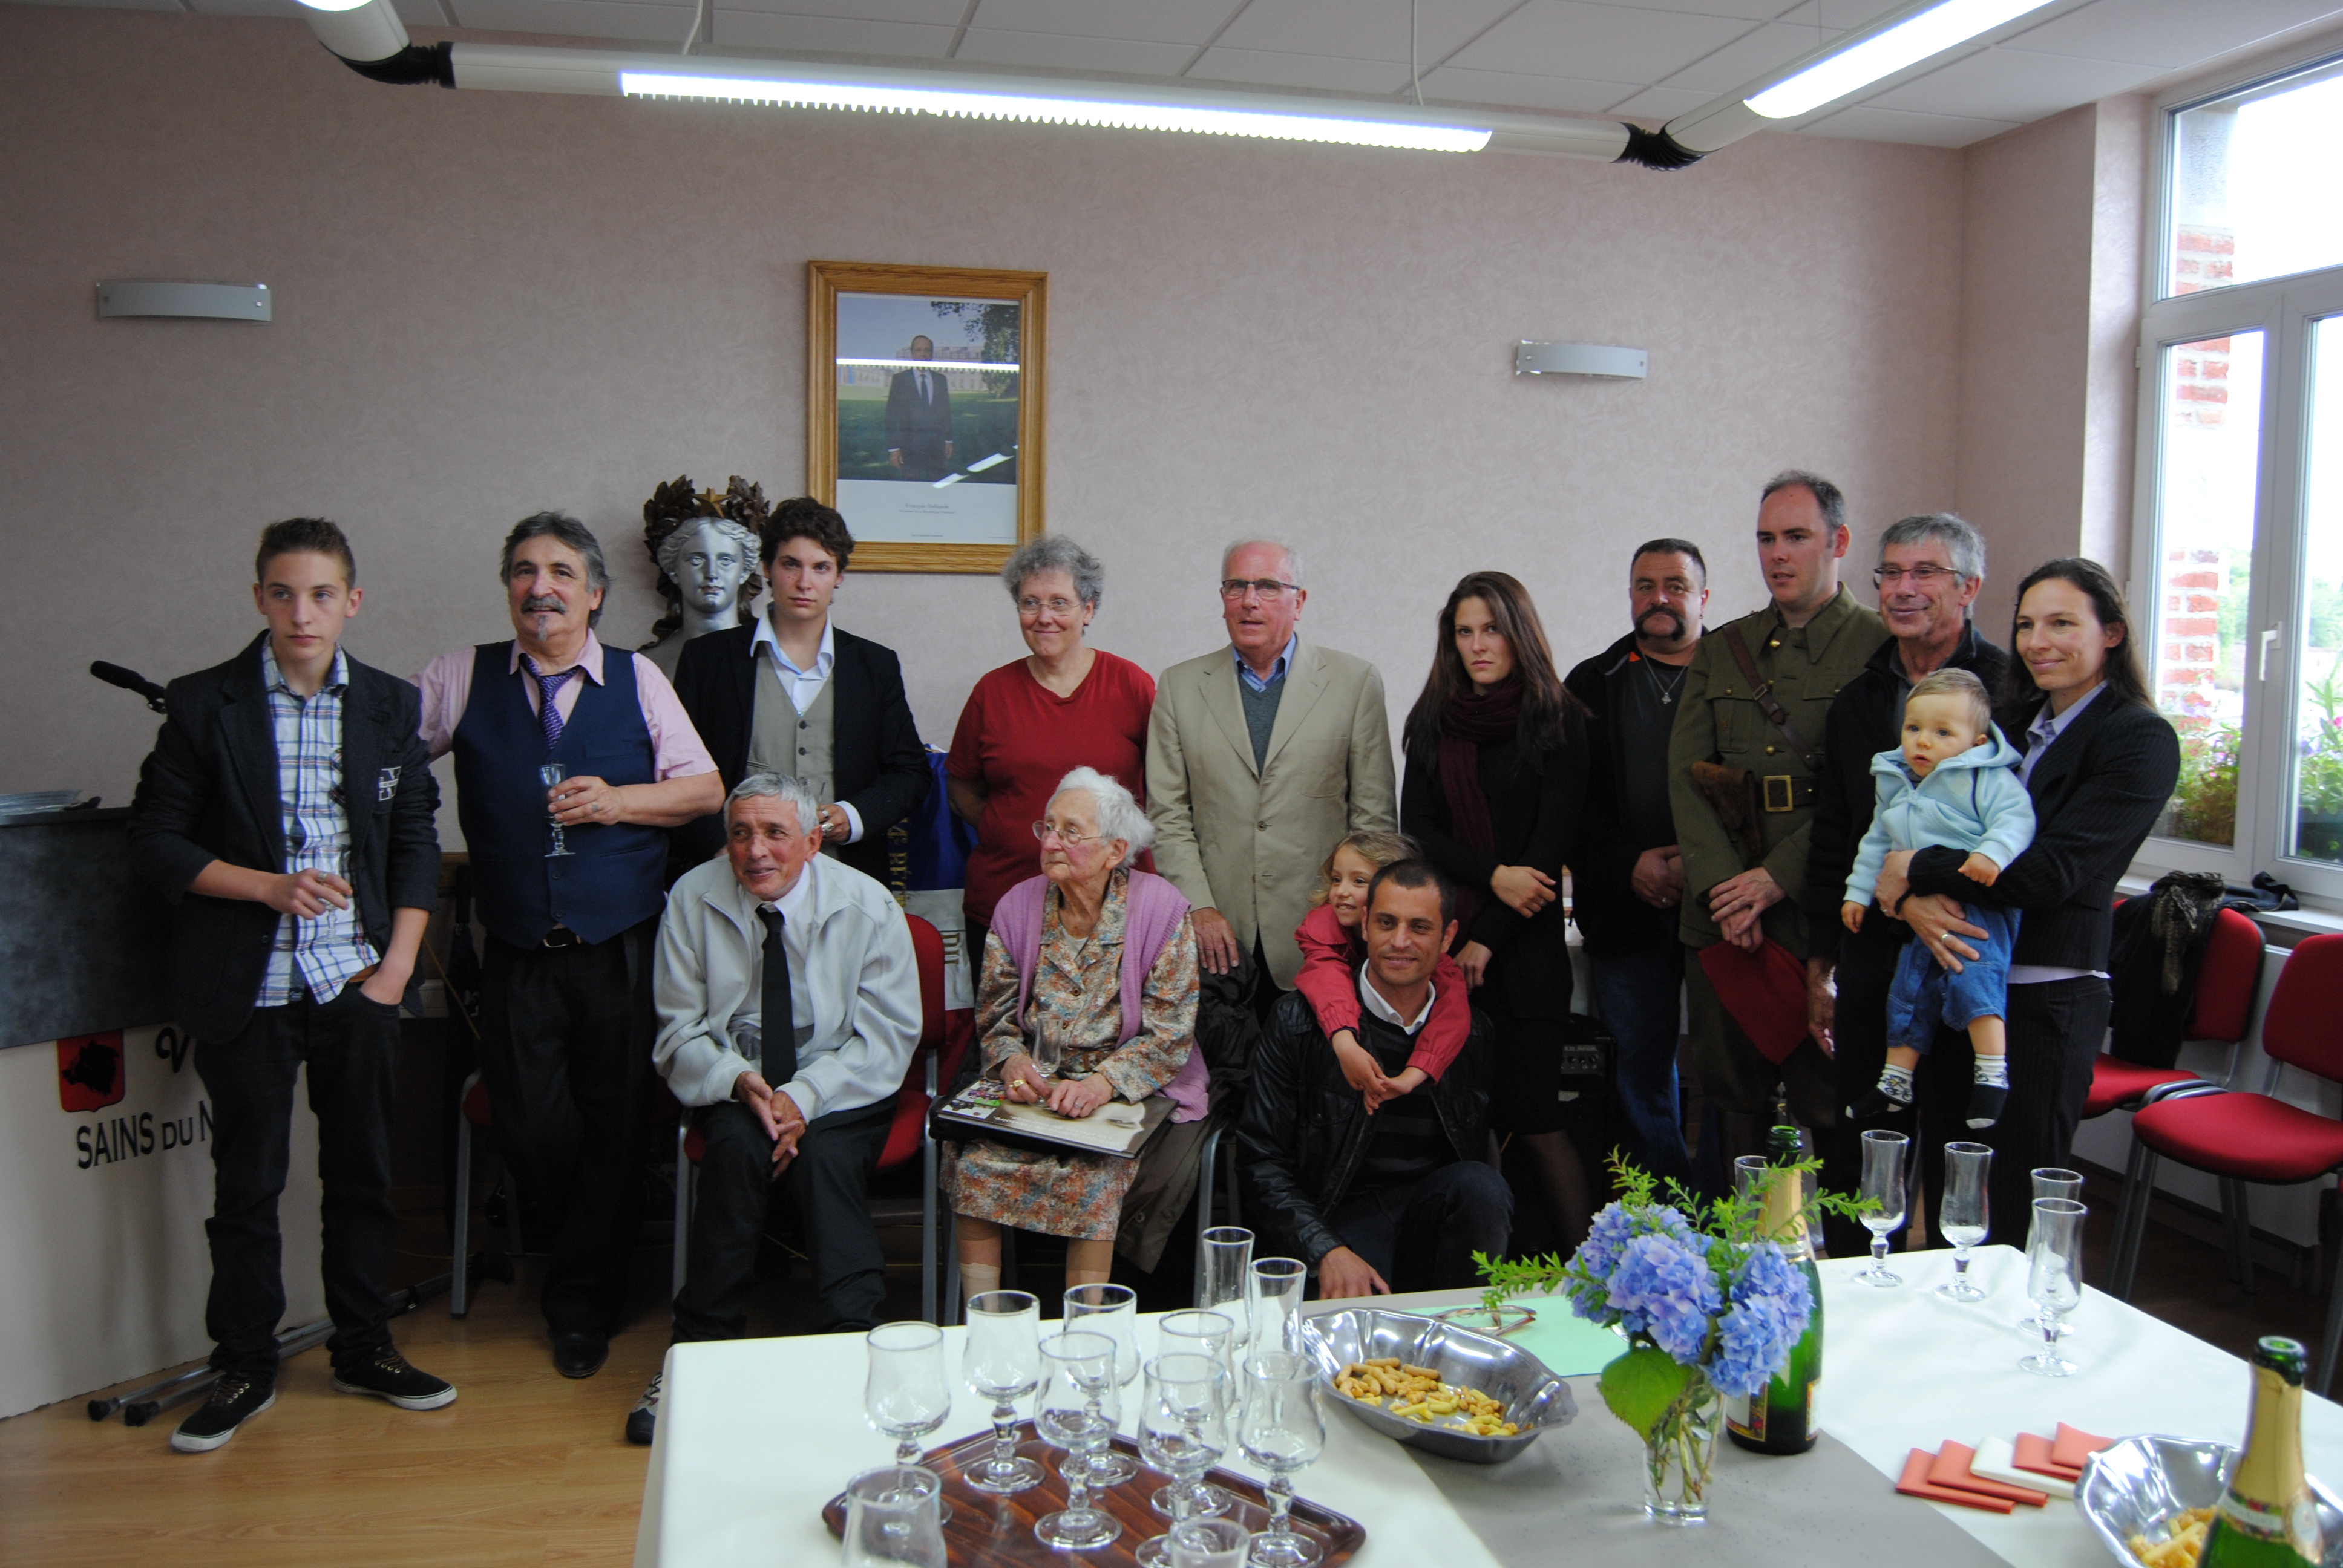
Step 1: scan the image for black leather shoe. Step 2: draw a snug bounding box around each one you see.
[552,1331,608,1379]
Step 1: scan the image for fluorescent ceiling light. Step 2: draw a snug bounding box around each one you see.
[1744,0,2057,120]
[620,72,1494,153]
[295,0,375,10]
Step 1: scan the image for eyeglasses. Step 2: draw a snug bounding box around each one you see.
[1218,578,1300,601]
[1032,821,1101,846]
[1873,565,1964,587]
[1018,596,1080,616]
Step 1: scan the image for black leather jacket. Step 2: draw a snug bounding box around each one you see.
[1234,990,1494,1266]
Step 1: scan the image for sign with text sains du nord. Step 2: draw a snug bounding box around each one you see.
[56,1033,125,1112]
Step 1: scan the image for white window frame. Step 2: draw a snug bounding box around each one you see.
[2128,56,2343,908]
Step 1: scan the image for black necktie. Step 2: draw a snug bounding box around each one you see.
[757,907,797,1086]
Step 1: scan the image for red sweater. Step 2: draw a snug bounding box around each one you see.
[1291,903,1471,1082]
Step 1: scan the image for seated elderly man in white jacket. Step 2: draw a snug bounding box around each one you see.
[629,772,919,1445]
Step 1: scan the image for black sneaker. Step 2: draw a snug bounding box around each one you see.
[553,1330,609,1380]
[625,1372,662,1446]
[332,1349,457,1411]
[171,1375,275,1453]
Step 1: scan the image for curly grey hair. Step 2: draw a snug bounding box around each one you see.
[1878,511,1985,584]
[655,514,762,585]
[501,511,609,626]
[1001,535,1105,609]
[1049,766,1153,867]
[725,772,822,835]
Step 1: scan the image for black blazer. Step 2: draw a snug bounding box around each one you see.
[1400,708,1588,1021]
[670,621,931,879]
[1564,632,1680,958]
[1906,691,2180,971]
[126,632,442,1044]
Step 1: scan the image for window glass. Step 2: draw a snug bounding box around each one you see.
[2151,331,2264,846]
[2169,65,2343,296]
[2289,315,2343,866]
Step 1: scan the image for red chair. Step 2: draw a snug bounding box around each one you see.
[672,913,968,1323]
[2109,935,2343,1391]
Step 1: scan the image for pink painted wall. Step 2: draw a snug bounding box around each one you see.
[0,5,1967,832]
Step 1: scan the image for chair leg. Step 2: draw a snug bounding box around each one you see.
[2232,1181,2259,1296]
[2113,1147,2162,1302]
[920,1131,939,1327]
[2318,1215,2343,1398]
[450,1106,473,1319]
[1222,1131,1242,1230]
[943,1212,962,1327]
[1194,1123,1222,1310]
[672,1119,691,1304]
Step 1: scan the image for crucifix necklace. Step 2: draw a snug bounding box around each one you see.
[1639,653,1688,705]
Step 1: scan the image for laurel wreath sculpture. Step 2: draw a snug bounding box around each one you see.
[640,474,769,650]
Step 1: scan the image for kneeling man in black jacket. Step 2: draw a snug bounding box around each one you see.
[1236,860,1509,1299]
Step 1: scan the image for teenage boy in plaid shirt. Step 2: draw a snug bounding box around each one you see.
[129,518,454,1452]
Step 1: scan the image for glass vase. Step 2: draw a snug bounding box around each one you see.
[1640,1371,1721,1526]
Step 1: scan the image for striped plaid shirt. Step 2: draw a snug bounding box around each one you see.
[257,643,376,1007]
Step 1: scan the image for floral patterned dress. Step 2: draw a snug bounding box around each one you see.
[942,869,1200,1240]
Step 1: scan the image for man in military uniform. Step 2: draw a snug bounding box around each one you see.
[1667,471,1887,1169]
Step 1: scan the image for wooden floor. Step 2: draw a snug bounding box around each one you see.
[2,1170,2333,1567]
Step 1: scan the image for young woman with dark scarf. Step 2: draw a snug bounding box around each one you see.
[1400,572,1594,1252]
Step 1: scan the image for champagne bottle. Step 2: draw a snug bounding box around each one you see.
[2201,1337,2325,1568]
[1726,1123,1821,1455]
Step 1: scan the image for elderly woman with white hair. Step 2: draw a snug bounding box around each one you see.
[943,766,1205,1294]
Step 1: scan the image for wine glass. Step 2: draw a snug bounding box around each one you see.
[1168,1518,1251,1567]
[1065,1282,1143,1485]
[1029,1011,1063,1081]
[1856,1129,1908,1288]
[1250,1259,1308,1357]
[2018,1169,2086,1332]
[863,1322,952,1523]
[1034,1331,1123,1552]
[1201,1227,1253,1326]
[1936,1140,1993,1302]
[2019,1197,2086,1376]
[1237,1350,1326,1568]
[841,1465,946,1568]
[539,762,574,857]
[1133,1352,1231,1568]
[960,1290,1045,1494]
[1152,1311,1239,1518]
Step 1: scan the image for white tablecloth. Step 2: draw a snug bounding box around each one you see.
[635,1247,2343,1568]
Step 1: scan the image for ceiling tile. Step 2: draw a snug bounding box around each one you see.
[1415,62,1642,111]
[954,27,1198,73]
[696,7,956,50]
[1184,45,1411,93]
[1579,0,1810,21]
[1999,0,2343,69]
[1450,2,1754,85]
[39,0,186,13]
[1798,102,2023,145]
[1217,0,1522,65]
[185,0,305,15]
[1863,42,2166,120]
[1605,83,1718,118]
[963,0,1236,46]
[454,0,692,42]
[1653,18,1845,93]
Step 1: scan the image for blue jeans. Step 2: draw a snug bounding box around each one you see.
[1588,945,1691,1184]
[1887,904,2020,1053]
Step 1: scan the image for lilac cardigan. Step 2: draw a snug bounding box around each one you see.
[991,870,1210,1123]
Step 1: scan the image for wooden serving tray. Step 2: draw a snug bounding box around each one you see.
[821,1423,1367,1566]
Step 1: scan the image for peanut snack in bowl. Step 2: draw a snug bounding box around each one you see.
[2126,1505,2214,1568]
[1334,1357,1521,1439]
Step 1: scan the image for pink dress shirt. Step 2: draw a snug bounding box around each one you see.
[411,632,718,779]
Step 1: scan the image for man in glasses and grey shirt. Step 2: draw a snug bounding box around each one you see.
[1145,540,1398,1005]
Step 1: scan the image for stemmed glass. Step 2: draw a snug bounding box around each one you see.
[1133,1352,1231,1568]
[1237,1350,1326,1568]
[1855,1129,1909,1288]
[1034,1331,1123,1552]
[1029,1012,1063,1082]
[1936,1141,1993,1302]
[1153,1311,1239,1519]
[540,762,574,857]
[841,1465,947,1568]
[961,1290,1045,1494]
[1250,1259,1308,1357]
[1066,1282,1143,1485]
[864,1322,952,1523]
[2019,1197,2086,1376]
[1201,1227,1254,1326]
[2018,1169,2085,1333]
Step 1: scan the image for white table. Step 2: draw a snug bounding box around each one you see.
[635,1247,2343,1568]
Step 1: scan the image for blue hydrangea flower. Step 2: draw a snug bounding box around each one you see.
[1705,1243,1815,1397]
[1604,1233,1722,1364]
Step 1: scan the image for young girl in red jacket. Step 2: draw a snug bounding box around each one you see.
[1293,830,1472,1110]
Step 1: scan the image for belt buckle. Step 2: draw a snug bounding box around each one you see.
[1761,774,1796,813]
[542,927,581,950]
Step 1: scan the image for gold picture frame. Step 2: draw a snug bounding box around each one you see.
[807,260,1047,574]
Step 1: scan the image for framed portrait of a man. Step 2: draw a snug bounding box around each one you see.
[807,261,1046,573]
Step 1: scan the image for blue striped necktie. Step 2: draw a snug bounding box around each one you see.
[524,657,575,750]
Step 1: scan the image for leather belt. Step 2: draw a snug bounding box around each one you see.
[1761,774,1817,813]
[540,927,586,949]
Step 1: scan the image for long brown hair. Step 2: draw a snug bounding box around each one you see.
[1403,571,1582,764]
[1999,557,2151,714]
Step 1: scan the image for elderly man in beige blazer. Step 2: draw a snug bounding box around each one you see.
[1146,540,1398,991]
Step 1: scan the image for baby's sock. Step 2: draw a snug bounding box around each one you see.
[1967,1056,2010,1129]
[1848,1062,1916,1120]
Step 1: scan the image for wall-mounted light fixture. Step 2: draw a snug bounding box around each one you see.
[1516,342,1646,380]
[96,281,272,322]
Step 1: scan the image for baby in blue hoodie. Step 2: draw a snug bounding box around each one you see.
[1843,668,2036,1130]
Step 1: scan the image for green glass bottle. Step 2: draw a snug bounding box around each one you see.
[2201,1337,2325,1568]
[1726,1124,1821,1455]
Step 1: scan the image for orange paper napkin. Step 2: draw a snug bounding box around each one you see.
[2013,1431,2083,1482]
[1927,1442,2050,1508]
[1897,1449,2017,1513]
[2051,1423,2114,1471]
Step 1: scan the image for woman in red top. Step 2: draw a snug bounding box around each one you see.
[948,537,1156,958]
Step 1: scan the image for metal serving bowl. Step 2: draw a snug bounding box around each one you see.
[1296,1308,1576,1465]
[2076,1434,2343,1566]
